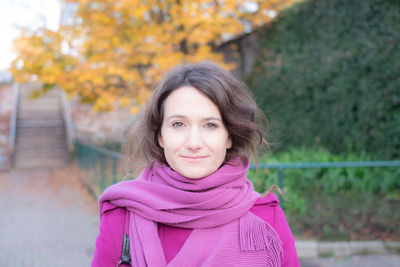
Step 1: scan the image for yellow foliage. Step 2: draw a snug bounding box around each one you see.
[130,106,140,114]
[11,0,294,111]
[119,96,131,107]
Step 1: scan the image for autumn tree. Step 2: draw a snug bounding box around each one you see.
[11,0,295,111]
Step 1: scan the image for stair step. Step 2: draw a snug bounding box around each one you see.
[17,137,65,143]
[15,133,66,145]
[19,87,60,97]
[14,156,70,169]
[16,134,66,140]
[15,147,68,154]
[17,127,65,132]
[19,95,60,101]
[17,120,64,127]
[19,90,60,96]
[17,135,66,141]
[19,94,60,100]
[17,131,66,138]
[15,145,68,154]
[18,112,63,120]
[14,149,68,158]
[16,141,66,147]
[18,116,63,121]
[16,142,66,149]
[19,106,61,112]
[14,151,69,158]
[19,98,60,106]
[15,145,67,152]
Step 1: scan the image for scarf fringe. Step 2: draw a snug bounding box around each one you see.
[240,212,283,267]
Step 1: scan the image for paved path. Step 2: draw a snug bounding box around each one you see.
[300,254,400,267]
[0,166,399,267]
[0,167,99,266]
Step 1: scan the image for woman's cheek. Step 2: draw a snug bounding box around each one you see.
[164,129,186,149]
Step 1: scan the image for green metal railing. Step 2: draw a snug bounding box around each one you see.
[253,161,400,206]
[75,140,400,201]
[75,140,125,195]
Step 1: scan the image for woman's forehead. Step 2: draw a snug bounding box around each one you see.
[162,86,222,118]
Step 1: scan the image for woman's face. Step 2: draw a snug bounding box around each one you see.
[158,86,232,179]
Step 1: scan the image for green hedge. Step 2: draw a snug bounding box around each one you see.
[250,147,400,198]
[248,147,400,240]
[250,147,399,207]
[248,0,400,159]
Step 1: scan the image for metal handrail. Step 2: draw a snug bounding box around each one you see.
[76,143,400,170]
[75,140,400,200]
[252,160,400,206]
[75,140,125,196]
[8,83,19,153]
[254,160,400,169]
[77,140,125,159]
[60,89,76,152]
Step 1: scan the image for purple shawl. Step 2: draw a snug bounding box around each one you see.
[100,157,282,266]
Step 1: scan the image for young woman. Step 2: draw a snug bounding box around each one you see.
[92,61,299,266]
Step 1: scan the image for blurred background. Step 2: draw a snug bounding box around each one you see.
[0,0,399,266]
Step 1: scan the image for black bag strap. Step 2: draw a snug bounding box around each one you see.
[117,211,131,266]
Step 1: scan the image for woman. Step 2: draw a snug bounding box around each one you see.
[92,61,299,266]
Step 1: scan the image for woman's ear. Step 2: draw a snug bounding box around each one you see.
[158,133,164,148]
[226,136,232,149]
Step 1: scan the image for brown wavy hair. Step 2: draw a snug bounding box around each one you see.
[124,61,269,173]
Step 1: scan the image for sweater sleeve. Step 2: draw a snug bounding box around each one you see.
[272,205,300,267]
[91,206,130,267]
[251,194,300,267]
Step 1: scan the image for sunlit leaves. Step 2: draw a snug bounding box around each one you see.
[10,0,294,111]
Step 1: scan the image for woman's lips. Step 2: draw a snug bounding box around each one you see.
[180,155,208,162]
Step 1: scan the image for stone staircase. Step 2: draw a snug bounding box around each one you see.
[13,83,70,169]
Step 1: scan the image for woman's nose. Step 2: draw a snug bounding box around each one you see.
[185,127,202,151]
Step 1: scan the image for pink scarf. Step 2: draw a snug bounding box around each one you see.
[100,157,282,266]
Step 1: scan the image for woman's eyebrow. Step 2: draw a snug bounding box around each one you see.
[203,117,222,121]
[165,115,222,121]
[165,115,186,120]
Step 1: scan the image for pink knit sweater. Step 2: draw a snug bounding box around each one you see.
[92,193,299,266]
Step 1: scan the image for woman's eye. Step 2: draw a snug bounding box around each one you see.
[205,122,218,128]
[172,122,184,128]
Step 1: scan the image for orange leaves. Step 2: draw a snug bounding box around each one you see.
[119,96,131,108]
[41,67,62,84]
[10,28,62,87]
[130,106,140,114]
[12,0,294,112]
